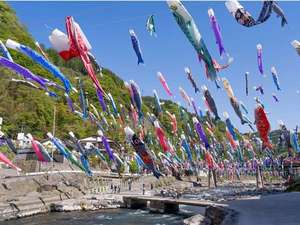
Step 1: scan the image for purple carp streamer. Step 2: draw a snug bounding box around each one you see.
[65,93,75,112]
[208,8,226,57]
[6,39,73,93]
[98,130,115,161]
[193,117,210,150]
[96,87,107,112]
[257,44,264,76]
[0,56,56,96]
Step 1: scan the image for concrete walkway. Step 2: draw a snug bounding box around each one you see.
[228,192,300,225]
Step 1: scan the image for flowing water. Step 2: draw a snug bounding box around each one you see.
[2,184,272,225]
[1,206,204,225]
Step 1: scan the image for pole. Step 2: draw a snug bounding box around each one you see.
[52,105,56,172]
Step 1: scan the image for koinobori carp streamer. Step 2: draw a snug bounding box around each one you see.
[6,39,73,93]
[125,126,162,179]
[202,85,220,120]
[157,72,173,96]
[208,8,226,57]
[184,67,200,93]
[146,15,156,37]
[49,16,105,105]
[254,105,272,149]
[129,29,144,65]
[0,56,56,96]
[271,66,281,91]
[167,0,217,81]
[225,0,287,27]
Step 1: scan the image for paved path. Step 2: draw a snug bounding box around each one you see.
[228,192,300,225]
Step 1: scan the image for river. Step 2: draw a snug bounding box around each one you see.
[1,205,205,225]
[0,184,256,225]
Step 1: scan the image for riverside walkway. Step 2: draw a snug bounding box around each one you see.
[228,192,300,225]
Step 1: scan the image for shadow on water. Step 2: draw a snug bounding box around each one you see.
[0,206,206,225]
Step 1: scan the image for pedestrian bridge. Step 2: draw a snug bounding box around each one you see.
[122,195,227,213]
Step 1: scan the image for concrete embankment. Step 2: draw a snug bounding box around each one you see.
[0,170,179,221]
[1,171,226,225]
[0,171,135,221]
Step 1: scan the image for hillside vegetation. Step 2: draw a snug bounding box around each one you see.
[0,2,198,144]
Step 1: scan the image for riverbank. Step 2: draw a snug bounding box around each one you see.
[0,169,186,221]
[0,169,289,225]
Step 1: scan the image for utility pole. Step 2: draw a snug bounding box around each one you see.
[52,105,56,172]
[53,105,56,135]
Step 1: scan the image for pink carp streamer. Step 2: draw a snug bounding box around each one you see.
[157,72,172,96]
[27,134,46,162]
[179,86,191,106]
[154,120,170,152]
[0,152,21,171]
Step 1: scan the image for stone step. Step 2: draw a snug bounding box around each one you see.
[41,195,63,204]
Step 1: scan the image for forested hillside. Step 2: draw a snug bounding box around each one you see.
[0,2,198,144]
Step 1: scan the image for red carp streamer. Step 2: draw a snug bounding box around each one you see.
[154,121,169,152]
[255,105,272,149]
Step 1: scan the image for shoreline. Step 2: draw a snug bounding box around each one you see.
[0,171,186,222]
[0,169,286,224]
[0,192,236,225]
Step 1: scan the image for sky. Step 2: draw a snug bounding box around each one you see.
[8,1,300,132]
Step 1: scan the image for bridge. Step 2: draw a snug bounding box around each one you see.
[122,195,227,213]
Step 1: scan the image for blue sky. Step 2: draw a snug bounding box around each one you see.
[9,1,300,132]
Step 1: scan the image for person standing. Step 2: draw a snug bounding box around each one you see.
[205,149,217,188]
[142,183,145,195]
[110,183,113,193]
[128,178,132,191]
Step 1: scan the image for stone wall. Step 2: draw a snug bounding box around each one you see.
[0,172,124,221]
